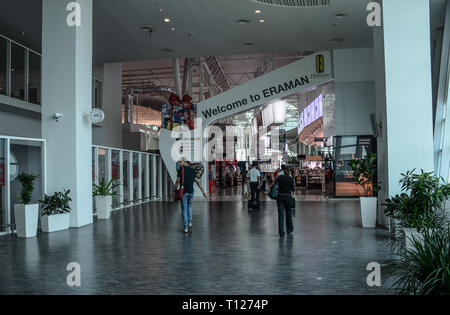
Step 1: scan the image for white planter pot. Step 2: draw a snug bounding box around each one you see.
[41,213,70,233]
[95,195,112,220]
[360,197,378,228]
[404,228,425,252]
[14,204,39,238]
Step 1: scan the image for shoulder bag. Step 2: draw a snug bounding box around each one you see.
[174,167,185,201]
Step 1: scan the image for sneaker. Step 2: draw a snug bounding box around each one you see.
[287,233,294,237]
[189,224,193,229]
[184,229,189,234]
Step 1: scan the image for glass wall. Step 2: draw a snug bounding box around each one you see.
[111,150,121,207]
[0,37,6,96]
[0,136,45,235]
[133,153,139,202]
[141,154,146,200]
[123,152,129,204]
[28,52,41,105]
[9,140,43,226]
[156,156,160,198]
[10,43,25,101]
[98,148,106,182]
[0,139,6,232]
[91,146,162,211]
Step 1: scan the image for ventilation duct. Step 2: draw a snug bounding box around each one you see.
[250,0,330,7]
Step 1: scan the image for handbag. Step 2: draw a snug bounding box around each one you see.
[174,166,185,201]
[268,183,279,200]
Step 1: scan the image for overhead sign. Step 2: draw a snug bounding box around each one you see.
[160,51,334,183]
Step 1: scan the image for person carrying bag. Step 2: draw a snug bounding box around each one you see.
[273,165,296,238]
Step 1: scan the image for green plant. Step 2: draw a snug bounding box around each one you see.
[385,227,450,295]
[349,153,381,197]
[384,169,450,232]
[39,189,72,216]
[93,178,120,197]
[16,173,39,205]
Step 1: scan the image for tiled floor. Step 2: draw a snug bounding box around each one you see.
[0,191,394,295]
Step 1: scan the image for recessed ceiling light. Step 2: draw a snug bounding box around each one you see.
[330,38,343,42]
[334,13,347,19]
[164,18,171,23]
[255,10,261,14]
[171,27,176,31]
[259,19,264,23]
[237,19,251,24]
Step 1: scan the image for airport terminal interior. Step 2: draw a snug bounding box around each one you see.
[0,0,449,295]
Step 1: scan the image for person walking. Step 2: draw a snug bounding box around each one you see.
[248,161,261,209]
[273,164,295,238]
[173,159,207,233]
[259,170,267,194]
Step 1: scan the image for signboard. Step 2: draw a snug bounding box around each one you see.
[160,51,334,183]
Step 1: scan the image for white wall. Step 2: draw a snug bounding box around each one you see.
[0,108,41,138]
[92,63,123,149]
[333,48,376,136]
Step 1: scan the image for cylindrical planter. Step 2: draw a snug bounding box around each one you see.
[360,197,378,228]
[14,204,39,238]
[95,195,112,220]
[41,213,70,233]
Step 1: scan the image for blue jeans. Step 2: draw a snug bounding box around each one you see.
[180,193,194,230]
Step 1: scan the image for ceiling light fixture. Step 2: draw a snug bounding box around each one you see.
[171,27,176,31]
[164,18,171,23]
[188,32,196,36]
[237,19,251,24]
[255,10,261,14]
[259,19,265,23]
[334,13,347,19]
[140,26,153,33]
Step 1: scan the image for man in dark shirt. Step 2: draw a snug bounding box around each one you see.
[174,159,207,233]
[274,164,295,238]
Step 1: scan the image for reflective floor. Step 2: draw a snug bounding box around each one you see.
[0,190,394,295]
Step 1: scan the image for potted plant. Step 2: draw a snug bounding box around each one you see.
[14,173,40,238]
[384,170,450,251]
[350,153,381,228]
[93,178,119,220]
[39,189,72,232]
[385,226,450,295]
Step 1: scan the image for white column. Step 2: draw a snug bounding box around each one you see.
[144,154,150,200]
[374,0,434,224]
[151,155,157,199]
[42,0,93,227]
[137,153,142,202]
